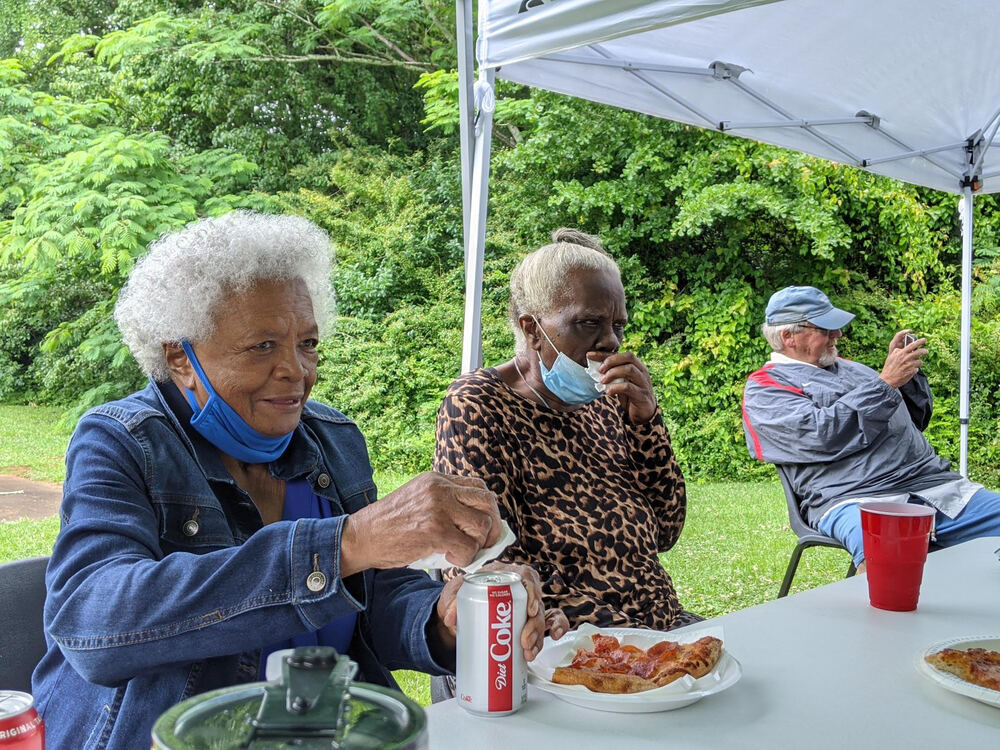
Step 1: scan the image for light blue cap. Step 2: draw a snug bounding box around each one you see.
[764,286,854,330]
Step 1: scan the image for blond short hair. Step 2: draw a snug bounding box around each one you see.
[508,228,621,354]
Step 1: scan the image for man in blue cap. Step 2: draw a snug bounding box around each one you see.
[741,286,1000,571]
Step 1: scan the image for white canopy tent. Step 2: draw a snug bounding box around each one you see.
[457,0,1000,475]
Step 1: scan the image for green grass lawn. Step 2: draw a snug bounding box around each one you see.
[0,404,72,482]
[0,407,846,708]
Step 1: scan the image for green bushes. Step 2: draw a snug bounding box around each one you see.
[4,8,1000,484]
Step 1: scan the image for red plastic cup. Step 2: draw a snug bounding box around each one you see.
[859,502,936,611]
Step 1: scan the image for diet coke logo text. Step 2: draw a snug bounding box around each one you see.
[488,586,514,711]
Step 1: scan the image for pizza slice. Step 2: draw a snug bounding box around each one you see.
[925,647,1000,691]
[551,634,723,695]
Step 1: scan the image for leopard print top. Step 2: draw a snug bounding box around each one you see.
[434,367,688,630]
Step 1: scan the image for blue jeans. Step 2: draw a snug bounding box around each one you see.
[818,488,1000,565]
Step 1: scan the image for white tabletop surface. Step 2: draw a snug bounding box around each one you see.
[426,537,1000,749]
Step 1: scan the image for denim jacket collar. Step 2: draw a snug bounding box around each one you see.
[151,378,325,486]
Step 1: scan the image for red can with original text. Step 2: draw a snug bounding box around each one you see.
[455,570,527,716]
[0,692,44,750]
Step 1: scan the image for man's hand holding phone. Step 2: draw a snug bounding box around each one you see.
[881,330,927,388]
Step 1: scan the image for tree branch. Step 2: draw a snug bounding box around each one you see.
[360,20,420,65]
[257,0,321,32]
[237,52,433,71]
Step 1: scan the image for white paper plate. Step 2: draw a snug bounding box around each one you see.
[527,625,741,713]
[916,635,1000,709]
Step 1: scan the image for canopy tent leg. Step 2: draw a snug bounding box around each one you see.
[958,189,973,476]
[460,70,495,374]
[456,0,475,248]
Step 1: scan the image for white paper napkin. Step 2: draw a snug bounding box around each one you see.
[586,358,626,393]
[408,519,516,573]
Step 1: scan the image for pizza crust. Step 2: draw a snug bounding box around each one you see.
[552,666,660,693]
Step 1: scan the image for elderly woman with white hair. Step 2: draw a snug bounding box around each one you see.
[434,228,699,633]
[32,211,562,749]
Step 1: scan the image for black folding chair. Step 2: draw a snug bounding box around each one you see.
[0,555,50,693]
[775,467,856,598]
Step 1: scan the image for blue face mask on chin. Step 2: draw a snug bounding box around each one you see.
[533,318,603,405]
[180,340,294,464]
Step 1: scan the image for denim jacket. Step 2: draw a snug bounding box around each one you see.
[32,380,450,749]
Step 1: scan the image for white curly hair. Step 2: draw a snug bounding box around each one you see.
[115,210,334,381]
[508,228,621,353]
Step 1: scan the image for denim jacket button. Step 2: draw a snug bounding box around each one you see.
[182,520,200,537]
[317,473,331,489]
[306,571,327,592]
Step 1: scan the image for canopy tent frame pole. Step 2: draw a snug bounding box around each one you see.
[456,0,475,250]
[589,44,718,128]
[958,188,973,476]
[457,0,494,373]
[460,68,495,374]
[531,49,968,183]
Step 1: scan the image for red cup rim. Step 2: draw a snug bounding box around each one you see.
[858,501,935,518]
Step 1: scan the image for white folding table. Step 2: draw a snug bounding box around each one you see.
[426,537,1000,749]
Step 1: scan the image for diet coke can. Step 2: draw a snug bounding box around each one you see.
[0,692,44,750]
[456,570,527,715]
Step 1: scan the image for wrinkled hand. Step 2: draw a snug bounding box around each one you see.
[340,472,501,577]
[589,350,658,424]
[880,330,928,388]
[434,563,569,662]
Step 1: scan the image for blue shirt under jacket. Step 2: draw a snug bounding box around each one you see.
[32,379,450,750]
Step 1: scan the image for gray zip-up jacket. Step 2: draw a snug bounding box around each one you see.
[741,357,959,526]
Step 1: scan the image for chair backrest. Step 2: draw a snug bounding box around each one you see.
[0,555,50,694]
[774,465,818,539]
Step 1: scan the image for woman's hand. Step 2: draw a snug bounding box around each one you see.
[433,563,568,662]
[590,350,658,424]
[339,472,502,577]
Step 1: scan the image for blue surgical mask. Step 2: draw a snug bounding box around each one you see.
[533,318,603,405]
[180,340,294,464]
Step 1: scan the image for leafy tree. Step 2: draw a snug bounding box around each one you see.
[43,0,457,191]
[5,0,1000,487]
[0,56,267,412]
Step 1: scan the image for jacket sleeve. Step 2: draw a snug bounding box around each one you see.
[622,407,686,552]
[365,567,452,674]
[900,370,933,430]
[46,413,368,686]
[742,368,903,465]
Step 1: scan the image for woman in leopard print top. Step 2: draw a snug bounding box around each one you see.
[434,229,696,631]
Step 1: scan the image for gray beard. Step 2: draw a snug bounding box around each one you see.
[818,348,838,367]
